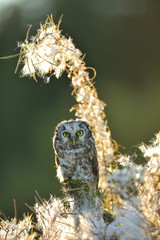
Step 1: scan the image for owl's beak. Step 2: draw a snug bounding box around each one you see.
[72,136,76,145]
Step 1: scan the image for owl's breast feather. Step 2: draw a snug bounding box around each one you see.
[58,145,91,159]
[67,149,85,160]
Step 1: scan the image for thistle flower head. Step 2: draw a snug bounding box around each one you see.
[0,215,36,239]
[106,202,150,240]
[17,15,82,83]
[107,158,145,199]
[139,132,160,236]
[33,195,108,240]
[140,131,160,174]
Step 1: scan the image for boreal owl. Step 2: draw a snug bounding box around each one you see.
[53,119,99,188]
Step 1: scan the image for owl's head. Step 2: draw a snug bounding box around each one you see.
[53,119,94,148]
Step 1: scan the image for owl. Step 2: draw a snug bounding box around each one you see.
[53,119,99,188]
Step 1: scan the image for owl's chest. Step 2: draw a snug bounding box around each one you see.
[56,144,96,181]
[57,144,91,158]
[57,145,93,166]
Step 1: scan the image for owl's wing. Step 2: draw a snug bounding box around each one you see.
[91,145,99,183]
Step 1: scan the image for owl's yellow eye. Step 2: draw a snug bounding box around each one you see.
[77,130,83,136]
[63,132,70,137]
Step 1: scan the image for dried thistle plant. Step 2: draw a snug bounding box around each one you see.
[0,15,160,240]
[105,133,160,239]
[0,214,37,239]
[14,15,116,197]
[139,132,160,238]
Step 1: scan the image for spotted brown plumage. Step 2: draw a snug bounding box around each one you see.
[53,119,99,188]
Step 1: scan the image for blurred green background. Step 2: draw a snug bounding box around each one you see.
[0,0,160,218]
